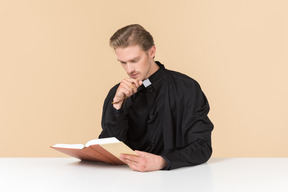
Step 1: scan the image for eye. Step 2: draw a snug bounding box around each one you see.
[131,59,139,63]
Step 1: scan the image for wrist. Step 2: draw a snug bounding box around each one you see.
[113,103,122,110]
[112,98,123,109]
[160,155,170,170]
[158,156,168,170]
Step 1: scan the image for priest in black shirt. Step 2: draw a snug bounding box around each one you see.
[99,24,213,171]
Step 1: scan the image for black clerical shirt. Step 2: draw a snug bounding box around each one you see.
[100,61,213,170]
[126,64,166,155]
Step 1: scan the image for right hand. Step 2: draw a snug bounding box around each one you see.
[112,78,142,109]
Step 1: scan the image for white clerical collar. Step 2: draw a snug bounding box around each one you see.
[142,79,152,88]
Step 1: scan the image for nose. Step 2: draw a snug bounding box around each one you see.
[126,63,135,73]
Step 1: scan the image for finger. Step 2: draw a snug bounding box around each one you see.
[122,158,138,167]
[122,79,137,94]
[126,159,147,172]
[126,79,142,88]
[128,164,143,172]
[120,79,132,90]
[115,86,128,101]
[122,80,137,94]
[138,80,143,86]
[118,83,133,98]
[121,80,137,96]
[120,153,149,172]
[130,83,138,94]
[117,78,142,99]
[122,86,135,97]
[134,80,143,88]
[121,154,141,162]
[115,82,128,98]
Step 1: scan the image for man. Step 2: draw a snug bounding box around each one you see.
[99,24,213,172]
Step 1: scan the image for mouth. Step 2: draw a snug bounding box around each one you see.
[129,73,139,78]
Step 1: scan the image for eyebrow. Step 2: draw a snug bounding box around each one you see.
[117,56,140,63]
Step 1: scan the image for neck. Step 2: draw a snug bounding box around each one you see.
[145,60,159,79]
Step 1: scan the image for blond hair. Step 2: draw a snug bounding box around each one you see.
[110,24,154,51]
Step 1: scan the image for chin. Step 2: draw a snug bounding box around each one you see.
[133,76,143,81]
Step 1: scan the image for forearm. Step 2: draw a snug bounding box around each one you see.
[99,119,128,141]
[99,99,129,141]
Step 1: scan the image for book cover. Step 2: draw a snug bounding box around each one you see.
[51,137,137,165]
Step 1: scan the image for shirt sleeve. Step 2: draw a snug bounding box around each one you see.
[99,85,130,142]
[161,139,212,170]
[161,77,213,170]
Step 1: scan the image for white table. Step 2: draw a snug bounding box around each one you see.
[0,158,287,192]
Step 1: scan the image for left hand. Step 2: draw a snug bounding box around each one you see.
[119,150,168,172]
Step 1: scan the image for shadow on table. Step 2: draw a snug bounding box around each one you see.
[68,160,129,169]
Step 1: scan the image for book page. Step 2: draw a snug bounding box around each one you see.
[100,142,138,159]
[85,137,120,147]
[52,144,84,149]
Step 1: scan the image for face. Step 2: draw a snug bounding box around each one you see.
[115,45,157,81]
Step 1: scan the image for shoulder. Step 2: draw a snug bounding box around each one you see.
[163,68,208,108]
[164,69,201,91]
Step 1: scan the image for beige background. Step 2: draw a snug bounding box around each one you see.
[1,0,287,157]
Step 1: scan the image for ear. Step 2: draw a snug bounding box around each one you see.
[148,45,156,59]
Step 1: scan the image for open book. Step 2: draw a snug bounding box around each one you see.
[51,137,137,165]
